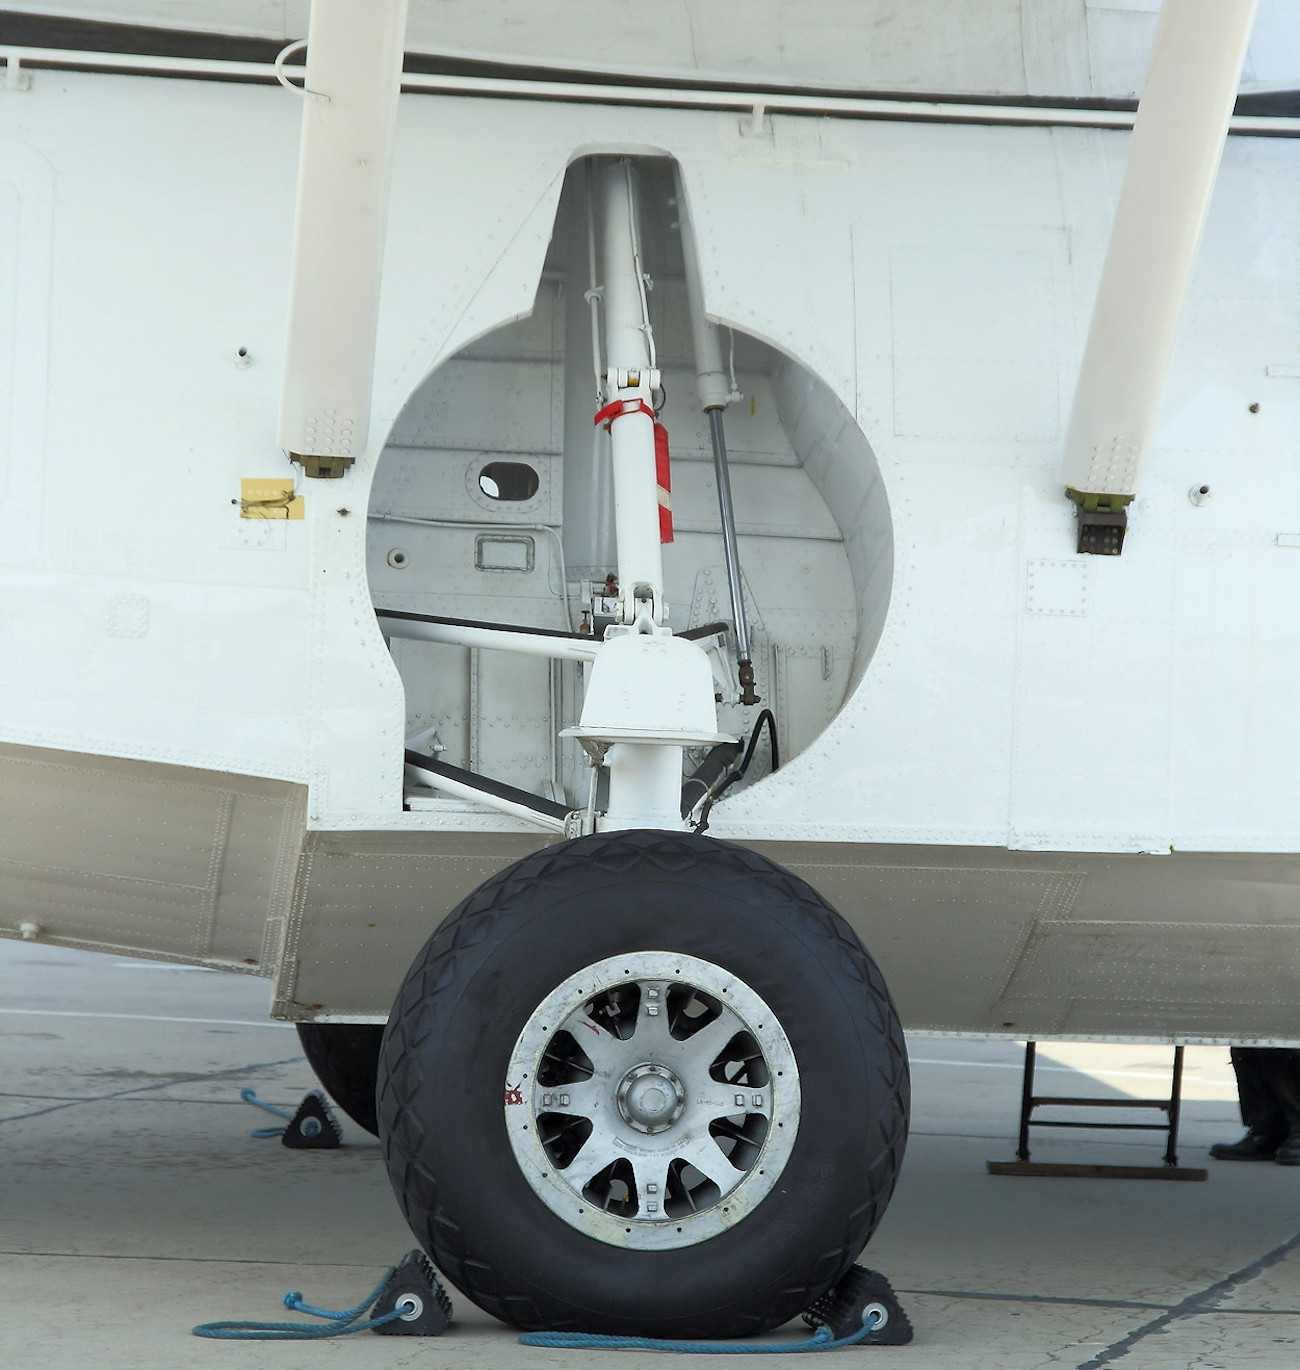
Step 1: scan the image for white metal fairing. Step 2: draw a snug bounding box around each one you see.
[4,740,1296,1040]
[564,632,731,748]
[2,69,1300,870]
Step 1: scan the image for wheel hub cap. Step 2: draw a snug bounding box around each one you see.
[617,1064,685,1133]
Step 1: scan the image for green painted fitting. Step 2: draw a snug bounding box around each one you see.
[1064,487,1135,513]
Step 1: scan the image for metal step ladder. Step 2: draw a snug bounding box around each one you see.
[987,1042,1208,1181]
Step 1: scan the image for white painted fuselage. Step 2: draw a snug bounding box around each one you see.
[2,2,1299,1041]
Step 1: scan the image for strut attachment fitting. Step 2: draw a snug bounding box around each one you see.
[1066,487,1132,556]
[289,451,353,479]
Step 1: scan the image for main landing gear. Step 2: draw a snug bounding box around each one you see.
[376,830,909,1338]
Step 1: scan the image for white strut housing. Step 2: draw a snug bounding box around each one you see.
[277,0,409,476]
[1060,0,1259,501]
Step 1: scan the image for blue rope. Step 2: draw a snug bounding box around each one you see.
[193,1269,401,1340]
[240,1086,291,1138]
[240,1087,294,1119]
[519,1308,885,1353]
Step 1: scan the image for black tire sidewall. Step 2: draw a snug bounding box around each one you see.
[296,1023,385,1136]
[378,832,908,1337]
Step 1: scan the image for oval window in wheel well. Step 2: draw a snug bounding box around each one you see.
[479,462,539,501]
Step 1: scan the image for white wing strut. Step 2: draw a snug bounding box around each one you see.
[1060,0,1258,549]
[277,0,409,478]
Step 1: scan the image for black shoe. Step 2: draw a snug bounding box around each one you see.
[1210,1129,1284,1161]
[1275,1132,1300,1166]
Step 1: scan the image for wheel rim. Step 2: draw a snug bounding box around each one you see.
[504,951,801,1251]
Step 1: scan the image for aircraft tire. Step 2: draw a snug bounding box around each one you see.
[296,1023,384,1136]
[376,828,909,1338]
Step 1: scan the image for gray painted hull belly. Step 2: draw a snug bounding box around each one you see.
[3,743,1295,1043]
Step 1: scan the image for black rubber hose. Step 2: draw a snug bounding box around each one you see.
[693,709,779,832]
[680,741,743,818]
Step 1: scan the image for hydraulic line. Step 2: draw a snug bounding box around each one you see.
[585,160,603,402]
[690,708,779,832]
[675,166,759,703]
[706,406,758,703]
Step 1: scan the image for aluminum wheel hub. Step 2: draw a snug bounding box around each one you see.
[504,951,801,1251]
[617,1064,685,1134]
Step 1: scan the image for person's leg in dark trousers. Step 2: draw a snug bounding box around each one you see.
[1211,1047,1294,1161]
[1235,1048,1292,1132]
[1259,1048,1300,1164]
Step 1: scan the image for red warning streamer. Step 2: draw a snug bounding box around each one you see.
[655,422,673,543]
[593,399,672,543]
[593,398,656,428]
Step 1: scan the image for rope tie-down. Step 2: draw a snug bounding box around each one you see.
[207,1080,909,1352]
[519,1267,913,1353]
[192,1251,452,1340]
[190,1258,909,1350]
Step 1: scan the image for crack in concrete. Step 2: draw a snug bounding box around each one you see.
[903,1288,1169,1311]
[903,1289,1300,1317]
[0,1056,305,1124]
[1073,1228,1300,1370]
[0,1250,381,1268]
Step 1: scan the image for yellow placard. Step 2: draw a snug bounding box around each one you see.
[240,478,304,520]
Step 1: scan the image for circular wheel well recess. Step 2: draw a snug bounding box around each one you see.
[376,830,909,1338]
[368,154,892,811]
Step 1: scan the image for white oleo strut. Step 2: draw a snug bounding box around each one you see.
[1060,0,1259,504]
[598,161,665,625]
[563,634,733,830]
[580,161,734,830]
[277,0,409,478]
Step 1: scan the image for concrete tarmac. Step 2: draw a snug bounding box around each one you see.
[2,940,1297,1369]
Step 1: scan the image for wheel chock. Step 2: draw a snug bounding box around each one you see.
[280,1091,343,1149]
[802,1266,913,1346]
[369,1250,453,1336]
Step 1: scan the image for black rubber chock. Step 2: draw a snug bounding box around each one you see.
[280,1091,343,1149]
[369,1250,453,1336]
[802,1265,914,1345]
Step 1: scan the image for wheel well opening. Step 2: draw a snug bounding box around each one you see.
[368,153,892,812]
